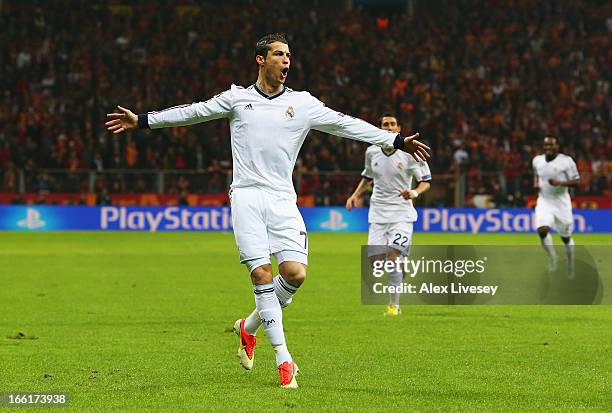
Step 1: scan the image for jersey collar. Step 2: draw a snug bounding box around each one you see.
[545,153,558,162]
[253,84,286,100]
[380,147,397,157]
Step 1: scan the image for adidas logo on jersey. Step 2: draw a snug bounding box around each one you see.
[244,104,254,110]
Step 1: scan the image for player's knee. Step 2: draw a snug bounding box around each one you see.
[386,248,402,261]
[285,271,306,287]
[537,227,549,238]
[279,262,307,287]
[250,264,273,285]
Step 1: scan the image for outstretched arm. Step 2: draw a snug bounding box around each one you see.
[105,88,233,134]
[308,98,430,162]
[346,178,373,210]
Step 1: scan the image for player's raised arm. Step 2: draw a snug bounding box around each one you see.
[307,96,430,161]
[105,87,234,134]
[401,133,430,162]
[105,106,138,134]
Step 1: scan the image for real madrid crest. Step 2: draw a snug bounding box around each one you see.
[285,106,295,119]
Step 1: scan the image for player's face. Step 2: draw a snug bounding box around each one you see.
[263,42,291,85]
[543,137,558,156]
[380,116,400,133]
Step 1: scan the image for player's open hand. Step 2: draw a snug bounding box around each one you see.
[345,195,357,210]
[403,133,430,162]
[105,106,138,134]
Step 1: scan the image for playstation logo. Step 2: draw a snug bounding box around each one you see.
[321,210,348,231]
[17,208,46,229]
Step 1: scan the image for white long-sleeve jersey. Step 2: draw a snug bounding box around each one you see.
[143,84,400,199]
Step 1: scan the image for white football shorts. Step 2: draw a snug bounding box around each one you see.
[534,197,574,237]
[367,222,413,257]
[230,187,308,272]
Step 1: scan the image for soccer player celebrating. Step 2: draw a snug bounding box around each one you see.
[532,136,580,277]
[345,114,431,316]
[105,33,429,388]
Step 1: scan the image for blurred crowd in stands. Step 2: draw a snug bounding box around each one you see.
[0,0,609,206]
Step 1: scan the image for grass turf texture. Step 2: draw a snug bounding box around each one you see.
[1,232,611,412]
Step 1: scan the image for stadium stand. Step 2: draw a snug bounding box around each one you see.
[0,0,609,206]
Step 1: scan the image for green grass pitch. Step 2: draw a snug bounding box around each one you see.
[1,232,611,411]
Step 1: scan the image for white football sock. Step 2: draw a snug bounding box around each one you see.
[243,309,260,336]
[254,283,291,366]
[273,344,292,366]
[387,270,403,306]
[273,274,299,308]
[244,275,301,335]
[540,234,556,258]
[563,238,575,267]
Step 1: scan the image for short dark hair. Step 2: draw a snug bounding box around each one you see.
[255,33,289,59]
[379,113,399,127]
[544,136,558,143]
